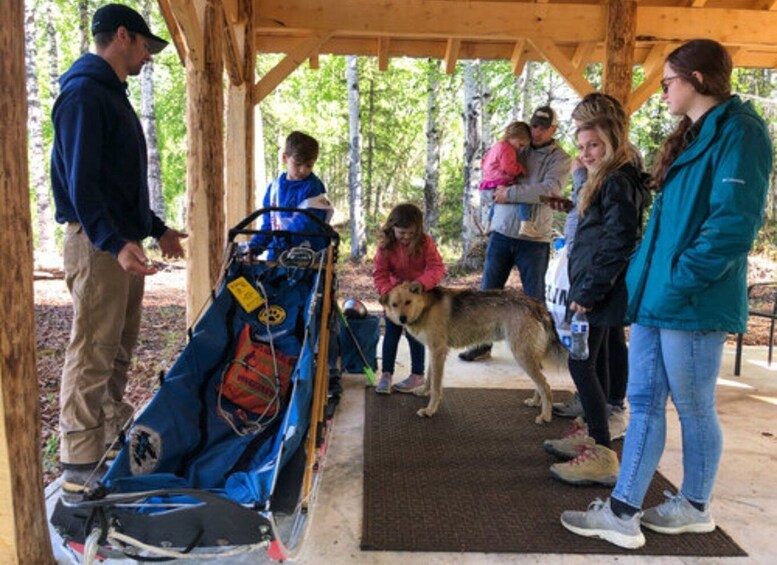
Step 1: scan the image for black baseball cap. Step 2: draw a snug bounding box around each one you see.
[91,3,168,54]
[530,106,558,129]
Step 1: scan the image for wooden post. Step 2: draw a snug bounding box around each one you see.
[0,1,55,562]
[602,0,637,110]
[186,0,225,324]
[225,0,255,230]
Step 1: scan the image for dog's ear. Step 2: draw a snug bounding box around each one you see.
[379,293,389,306]
[408,281,424,294]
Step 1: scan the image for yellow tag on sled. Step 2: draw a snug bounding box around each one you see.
[227,277,265,313]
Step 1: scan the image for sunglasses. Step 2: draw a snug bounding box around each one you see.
[661,75,682,94]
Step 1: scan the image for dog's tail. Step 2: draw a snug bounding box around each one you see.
[541,309,569,370]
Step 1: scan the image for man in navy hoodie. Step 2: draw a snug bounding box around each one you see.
[51,3,185,493]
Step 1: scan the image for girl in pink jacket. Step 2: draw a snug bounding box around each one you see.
[372,203,445,394]
[480,121,532,220]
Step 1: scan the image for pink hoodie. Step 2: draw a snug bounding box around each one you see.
[372,233,445,296]
[479,140,525,190]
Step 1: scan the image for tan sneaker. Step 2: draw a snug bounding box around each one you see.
[543,417,593,459]
[550,444,619,486]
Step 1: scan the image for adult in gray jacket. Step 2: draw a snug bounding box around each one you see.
[460,106,571,361]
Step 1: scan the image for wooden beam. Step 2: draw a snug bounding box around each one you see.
[170,0,205,70]
[157,0,186,65]
[254,35,777,69]
[602,0,636,109]
[0,1,55,562]
[222,7,245,85]
[571,41,596,70]
[627,43,677,115]
[226,0,255,229]
[510,38,528,76]
[253,31,333,104]
[691,0,708,7]
[186,0,225,322]
[444,38,461,75]
[377,36,390,71]
[527,36,596,97]
[309,53,319,69]
[255,0,606,43]
[636,6,777,47]
[254,1,777,48]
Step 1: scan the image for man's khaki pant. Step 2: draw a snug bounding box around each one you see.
[60,224,144,465]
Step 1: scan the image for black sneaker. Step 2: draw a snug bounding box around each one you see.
[458,344,492,362]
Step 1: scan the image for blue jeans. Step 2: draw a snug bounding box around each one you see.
[381,316,425,375]
[612,324,726,508]
[482,232,550,300]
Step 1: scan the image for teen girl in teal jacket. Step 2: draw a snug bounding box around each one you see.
[625,96,772,332]
[561,39,774,550]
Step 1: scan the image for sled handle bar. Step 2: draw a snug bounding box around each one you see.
[228,206,339,243]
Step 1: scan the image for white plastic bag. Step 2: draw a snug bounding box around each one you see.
[545,244,571,351]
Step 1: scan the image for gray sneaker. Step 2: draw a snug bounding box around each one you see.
[561,498,646,549]
[553,392,583,418]
[641,490,716,534]
[62,463,107,494]
[375,373,392,395]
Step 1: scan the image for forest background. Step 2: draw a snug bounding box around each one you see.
[25,0,777,267]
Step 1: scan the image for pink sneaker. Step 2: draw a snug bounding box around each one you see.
[375,373,392,395]
[393,374,425,393]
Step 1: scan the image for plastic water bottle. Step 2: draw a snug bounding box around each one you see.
[569,311,589,360]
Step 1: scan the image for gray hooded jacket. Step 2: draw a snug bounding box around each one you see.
[489,140,571,242]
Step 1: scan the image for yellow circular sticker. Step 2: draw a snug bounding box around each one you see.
[258,305,287,326]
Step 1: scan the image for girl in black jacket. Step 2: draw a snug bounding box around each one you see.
[544,117,650,486]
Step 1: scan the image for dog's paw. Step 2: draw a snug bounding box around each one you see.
[535,412,552,425]
[416,407,435,418]
[524,395,541,408]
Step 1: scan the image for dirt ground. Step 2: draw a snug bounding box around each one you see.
[34,252,777,486]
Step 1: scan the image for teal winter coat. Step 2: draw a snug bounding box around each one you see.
[625,96,773,333]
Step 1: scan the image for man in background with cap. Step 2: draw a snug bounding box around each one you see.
[51,3,185,493]
[460,105,571,361]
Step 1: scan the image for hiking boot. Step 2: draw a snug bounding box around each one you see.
[553,392,584,418]
[458,344,492,362]
[608,405,629,441]
[544,417,594,459]
[561,498,646,549]
[375,373,392,395]
[550,444,619,486]
[641,490,716,534]
[62,463,107,494]
[393,374,425,393]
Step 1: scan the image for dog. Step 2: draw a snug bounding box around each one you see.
[380,282,565,423]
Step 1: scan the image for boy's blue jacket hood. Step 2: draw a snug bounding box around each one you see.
[51,53,166,256]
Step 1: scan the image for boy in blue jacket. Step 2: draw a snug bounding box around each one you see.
[250,131,334,256]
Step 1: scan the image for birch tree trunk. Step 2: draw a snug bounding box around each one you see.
[46,0,59,98]
[423,59,442,238]
[346,55,366,260]
[78,0,90,55]
[141,0,165,223]
[25,0,56,255]
[478,63,493,231]
[365,78,375,218]
[460,60,483,267]
[522,62,534,121]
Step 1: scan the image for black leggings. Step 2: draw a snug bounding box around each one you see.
[568,325,610,447]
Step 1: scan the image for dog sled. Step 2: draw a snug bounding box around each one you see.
[51,207,339,562]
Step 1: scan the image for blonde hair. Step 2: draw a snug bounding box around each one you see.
[576,117,630,216]
[501,121,531,145]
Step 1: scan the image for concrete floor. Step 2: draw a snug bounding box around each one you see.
[49,341,777,564]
